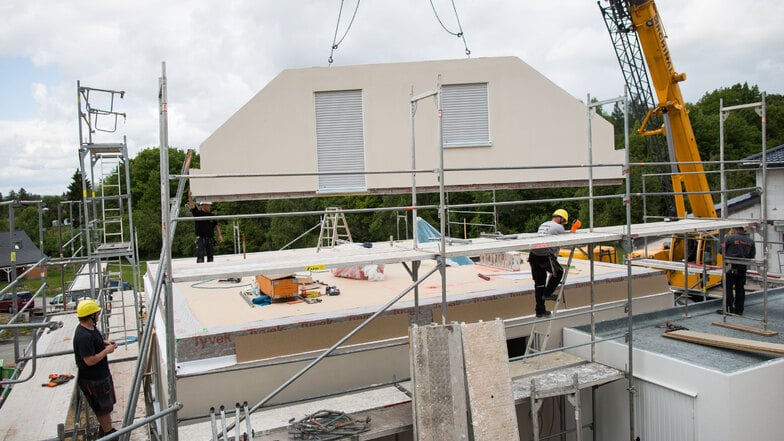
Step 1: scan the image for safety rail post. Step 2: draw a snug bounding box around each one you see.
[720,95,769,327]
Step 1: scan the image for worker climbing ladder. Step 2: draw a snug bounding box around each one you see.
[316,207,353,251]
[525,248,576,355]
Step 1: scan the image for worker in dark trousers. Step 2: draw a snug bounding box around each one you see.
[528,209,569,318]
[188,191,223,263]
[721,227,756,315]
[73,299,117,438]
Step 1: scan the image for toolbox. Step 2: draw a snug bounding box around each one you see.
[255,274,299,300]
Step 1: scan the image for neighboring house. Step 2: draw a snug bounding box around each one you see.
[0,230,46,282]
[737,143,784,274]
[191,56,623,201]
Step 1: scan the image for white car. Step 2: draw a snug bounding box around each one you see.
[49,293,91,310]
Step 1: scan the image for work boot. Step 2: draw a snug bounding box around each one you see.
[536,311,552,318]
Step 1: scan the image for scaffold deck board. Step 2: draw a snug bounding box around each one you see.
[509,352,625,401]
[462,320,519,441]
[177,385,412,440]
[161,218,753,283]
[410,323,468,440]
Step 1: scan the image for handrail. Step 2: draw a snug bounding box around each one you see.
[0,321,63,386]
[99,402,182,441]
[0,256,48,296]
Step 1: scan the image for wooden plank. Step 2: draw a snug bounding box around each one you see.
[712,321,778,337]
[461,320,519,441]
[663,329,784,356]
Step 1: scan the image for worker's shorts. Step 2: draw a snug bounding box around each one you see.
[78,376,116,417]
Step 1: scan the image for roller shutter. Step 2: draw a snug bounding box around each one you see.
[314,90,367,193]
[441,83,490,148]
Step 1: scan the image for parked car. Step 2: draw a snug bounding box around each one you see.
[49,293,92,310]
[0,291,34,313]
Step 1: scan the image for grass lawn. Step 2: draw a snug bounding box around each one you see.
[1,261,143,303]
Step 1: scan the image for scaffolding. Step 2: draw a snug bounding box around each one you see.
[0,79,774,441]
[76,82,141,345]
[149,79,781,441]
[113,74,761,441]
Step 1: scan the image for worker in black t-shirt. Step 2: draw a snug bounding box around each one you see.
[188,190,223,263]
[73,299,117,438]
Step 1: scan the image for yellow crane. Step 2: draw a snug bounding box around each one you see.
[600,0,722,293]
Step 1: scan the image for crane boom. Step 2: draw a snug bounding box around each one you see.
[625,0,716,218]
[601,0,723,294]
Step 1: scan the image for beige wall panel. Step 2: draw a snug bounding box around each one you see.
[234,314,409,363]
[435,273,669,324]
[192,57,622,200]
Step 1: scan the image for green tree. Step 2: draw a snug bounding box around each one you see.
[65,169,89,201]
[128,146,190,258]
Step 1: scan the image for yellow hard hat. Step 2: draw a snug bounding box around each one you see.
[77,299,101,318]
[553,209,569,223]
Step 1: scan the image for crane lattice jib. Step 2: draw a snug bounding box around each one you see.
[627,0,717,218]
[599,0,676,216]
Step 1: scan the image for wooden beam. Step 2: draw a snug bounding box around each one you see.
[663,330,784,356]
[712,321,778,337]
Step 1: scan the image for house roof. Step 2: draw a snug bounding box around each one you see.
[740,143,784,168]
[715,191,760,217]
[0,230,45,267]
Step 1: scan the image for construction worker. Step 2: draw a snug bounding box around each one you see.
[528,209,569,318]
[721,227,756,315]
[73,299,117,437]
[188,190,223,263]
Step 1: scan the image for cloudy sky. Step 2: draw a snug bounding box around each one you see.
[1,0,781,197]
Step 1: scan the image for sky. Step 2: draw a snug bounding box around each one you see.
[0,0,781,197]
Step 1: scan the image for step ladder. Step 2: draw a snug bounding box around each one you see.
[316,207,353,252]
[525,247,576,355]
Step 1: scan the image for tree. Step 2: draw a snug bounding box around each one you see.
[65,170,89,201]
[128,146,190,258]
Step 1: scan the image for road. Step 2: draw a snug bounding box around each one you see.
[0,313,39,374]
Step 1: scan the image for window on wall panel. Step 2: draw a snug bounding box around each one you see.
[314,90,367,193]
[441,83,490,148]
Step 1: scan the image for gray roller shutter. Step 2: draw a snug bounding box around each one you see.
[441,83,490,148]
[315,90,367,193]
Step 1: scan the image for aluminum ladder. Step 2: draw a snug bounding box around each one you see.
[316,207,353,251]
[524,247,576,355]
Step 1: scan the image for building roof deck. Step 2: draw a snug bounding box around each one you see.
[143,218,752,366]
[573,288,784,373]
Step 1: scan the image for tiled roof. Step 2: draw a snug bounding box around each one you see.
[741,143,784,167]
[0,230,45,267]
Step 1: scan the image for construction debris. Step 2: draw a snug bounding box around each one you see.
[288,409,370,440]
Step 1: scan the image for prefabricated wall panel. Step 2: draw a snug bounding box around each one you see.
[192,57,622,201]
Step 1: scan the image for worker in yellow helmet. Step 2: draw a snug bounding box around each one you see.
[528,209,570,318]
[73,299,118,437]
